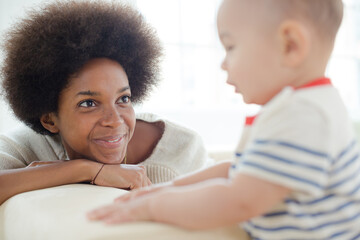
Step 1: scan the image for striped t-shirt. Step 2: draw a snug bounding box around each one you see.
[230,78,360,240]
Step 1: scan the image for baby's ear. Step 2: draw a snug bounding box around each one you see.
[278,20,310,68]
[40,113,60,134]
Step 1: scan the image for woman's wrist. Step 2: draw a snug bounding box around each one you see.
[91,164,105,185]
[74,159,103,183]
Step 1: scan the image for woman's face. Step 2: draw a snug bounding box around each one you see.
[43,58,136,164]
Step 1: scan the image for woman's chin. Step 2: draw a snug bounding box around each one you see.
[95,156,125,165]
[90,148,127,164]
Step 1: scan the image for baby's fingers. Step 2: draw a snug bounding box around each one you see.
[103,214,133,225]
[114,188,149,203]
[87,205,116,221]
[114,194,132,202]
[88,204,135,224]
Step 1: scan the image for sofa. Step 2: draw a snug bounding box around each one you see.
[0,183,249,240]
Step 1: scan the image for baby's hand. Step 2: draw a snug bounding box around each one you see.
[114,181,172,202]
[87,195,152,224]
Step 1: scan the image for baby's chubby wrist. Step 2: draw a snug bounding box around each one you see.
[146,188,165,222]
[145,183,177,222]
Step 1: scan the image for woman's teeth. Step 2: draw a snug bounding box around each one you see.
[106,138,121,143]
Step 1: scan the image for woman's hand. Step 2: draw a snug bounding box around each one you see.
[27,160,66,167]
[94,164,152,190]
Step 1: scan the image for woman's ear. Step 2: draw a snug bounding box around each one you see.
[40,113,59,134]
[278,20,310,68]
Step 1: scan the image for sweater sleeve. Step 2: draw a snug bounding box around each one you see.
[0,129,36,169]
[137,113,213,184]
[0,127,65,170]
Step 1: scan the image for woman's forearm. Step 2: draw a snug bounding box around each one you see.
[0,159,99,205]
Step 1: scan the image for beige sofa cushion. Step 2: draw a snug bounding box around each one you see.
[0,184,249,240]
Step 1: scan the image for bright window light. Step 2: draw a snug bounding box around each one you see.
[0,0,359,152]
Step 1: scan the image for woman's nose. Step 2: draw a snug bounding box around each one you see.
[100,106,124,127]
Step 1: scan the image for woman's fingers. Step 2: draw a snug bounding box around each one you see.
[142,177,151,188]
[96,164,150,190]
[146,178,152,187]
[27,160,65,168]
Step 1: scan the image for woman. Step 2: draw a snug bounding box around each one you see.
[0,1,211,205]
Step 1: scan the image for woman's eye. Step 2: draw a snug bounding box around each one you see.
[118,95,131,104]
[79,100,96,108]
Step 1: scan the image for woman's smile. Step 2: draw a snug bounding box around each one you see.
[93,134,127,149]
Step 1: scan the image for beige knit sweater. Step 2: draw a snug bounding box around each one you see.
[0,113,213,183]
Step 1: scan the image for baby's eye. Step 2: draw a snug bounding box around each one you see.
[226,45,234,51]
[79,100,96,108]
[117,95,131,104]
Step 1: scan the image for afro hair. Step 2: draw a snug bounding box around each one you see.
[1,0,162,135]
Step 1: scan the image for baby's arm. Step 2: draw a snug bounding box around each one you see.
[88,172,291,229]
[173,160,232,186]
[113,160,233,202]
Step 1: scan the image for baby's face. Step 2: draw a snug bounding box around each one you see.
[217,0,287,105]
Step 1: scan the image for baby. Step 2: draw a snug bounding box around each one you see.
[88,0,360,239]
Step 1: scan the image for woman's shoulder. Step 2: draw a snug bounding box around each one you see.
[0,125,44,147]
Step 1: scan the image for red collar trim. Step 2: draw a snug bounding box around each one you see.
[244,78,331,126]
[295,77,332,90]
[245,116,257,126]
